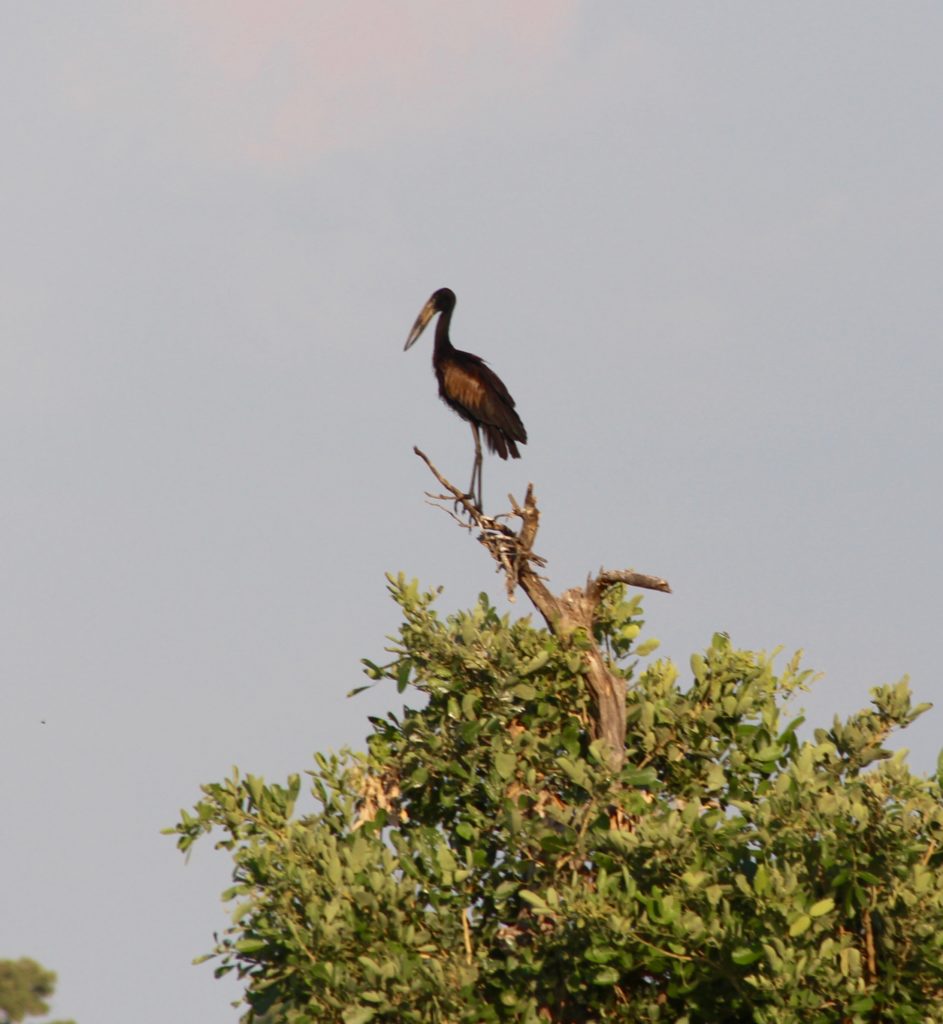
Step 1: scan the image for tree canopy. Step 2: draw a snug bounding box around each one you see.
[0,958,74,1024]
[170,573,943,1023]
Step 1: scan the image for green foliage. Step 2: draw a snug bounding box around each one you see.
[169,574,943,1023]
[0,958,75,1024]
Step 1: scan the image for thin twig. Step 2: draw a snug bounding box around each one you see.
[863,905,877,983]
[462,907,473,965]
[414,447,481,521]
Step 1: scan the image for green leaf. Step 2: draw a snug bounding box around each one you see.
[519,890,553,915]
[234,938,267,954]
[246,775,264,805]
[494,752,516,780]
[711,632,730,651]
[584,946,617,964]
[342,1008,377,1024]
[731,947,763,966]
[520,651,550,675]
[436,845,458,872]
[705,763,726,791]
[809,898,834,918]
[753,863,769,896]
[788,914,811,937]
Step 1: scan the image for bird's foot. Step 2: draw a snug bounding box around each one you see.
[453,493,480,518]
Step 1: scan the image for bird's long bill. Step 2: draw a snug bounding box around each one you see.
[404,298,436,350]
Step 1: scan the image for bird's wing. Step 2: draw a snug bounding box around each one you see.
[443,354,527,444]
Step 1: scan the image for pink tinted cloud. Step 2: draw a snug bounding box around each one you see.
[169,1,580,168]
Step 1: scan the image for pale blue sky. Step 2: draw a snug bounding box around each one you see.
[2,5,942,1022]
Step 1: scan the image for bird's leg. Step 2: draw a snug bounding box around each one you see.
[470,423,484,511]
[454,423,484,514]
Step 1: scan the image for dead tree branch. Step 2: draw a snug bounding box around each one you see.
[413,448,672,769]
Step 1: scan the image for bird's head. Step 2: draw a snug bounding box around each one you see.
[404,287,456,350]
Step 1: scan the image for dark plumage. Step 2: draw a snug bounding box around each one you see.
[404,287,527,509]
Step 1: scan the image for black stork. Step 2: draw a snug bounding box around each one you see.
[404,287,527,511]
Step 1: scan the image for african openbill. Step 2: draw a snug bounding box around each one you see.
[404,287,527,510]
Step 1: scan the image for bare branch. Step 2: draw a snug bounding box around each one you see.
[413,447,480,519]
[411,448,672,770]
[596,568,672,595]
[584,568,673,614]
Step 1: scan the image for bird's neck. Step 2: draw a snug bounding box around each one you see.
[434,311,454,355]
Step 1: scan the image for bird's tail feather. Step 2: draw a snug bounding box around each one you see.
[483,426,522,460]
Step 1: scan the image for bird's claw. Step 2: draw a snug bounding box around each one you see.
[453,493,480,517]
